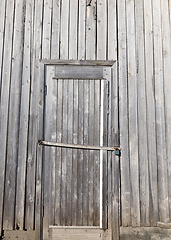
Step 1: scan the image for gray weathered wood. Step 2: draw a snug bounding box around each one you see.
[143,0,158,226]
[108,0,117,60]
[15,0,32,230]
[60,0,69,59]
[77,80,84,225]
[66,80,73,225]
[55,79,63,226]
[53,66,103,79]
[51,0,60,59]
[117,0,131,227]
[33,0,44,238]
[83,80,89,226]
[94,80,100,226]
[0,0,14,231]
[78,0,86,60]
[135,0,149,226]
[160,0,171,222]
[152,0,169,223]
[97,0,107,60]
[0,0,6,91]
[42,59,115,66]
[2,0,22,230]
[69,0,78,59]
[86,0,96,60]
[71,80,79,225]
[126,0,140,226]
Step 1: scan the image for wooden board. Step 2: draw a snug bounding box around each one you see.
[1,0,20,230]
[152,0,169,223]
[53,66,103,79]
[143,0,158,226]
[126,0,140,226]
[135,0,149,226]
[117,0,131,227]
[49,227,110,240]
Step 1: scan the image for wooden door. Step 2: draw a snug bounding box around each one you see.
[42,65,111,240]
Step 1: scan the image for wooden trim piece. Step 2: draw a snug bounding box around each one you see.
[40,59,115,66]
[53,66,104,79]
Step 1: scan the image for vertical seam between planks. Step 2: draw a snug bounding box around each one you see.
[106,0,108,60]
[68,0,70,60]
[77,0,79,59]
[50,0,53,59]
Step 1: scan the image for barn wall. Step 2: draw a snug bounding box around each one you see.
[0,0,117,233]
[0,0,171,237]
[118,0,171,227]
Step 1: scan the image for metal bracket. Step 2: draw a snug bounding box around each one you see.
[115,149,121,157]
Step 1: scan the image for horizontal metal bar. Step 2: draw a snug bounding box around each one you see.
[38,140,120,151]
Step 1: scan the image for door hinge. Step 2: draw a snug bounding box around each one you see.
[45,85,47,95]
[42,205,44,217]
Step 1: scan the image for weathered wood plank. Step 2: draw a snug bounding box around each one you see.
[49,68,57,226]
[41,59,115,66]
[53,66,103,79]
[71,80,79,225]
[152,0,169,223]
[50,227,110,240]
[107,0,117,60]
[43,66,55,238]
[126,0,140,226]
[88,80,95,226]
[77,80,84,225]
[60,0,69,59]
[97,0,107,60]
[94,80,100,226]
[143,0,158,226]
[2,0,23,230]
[110,65,120,239]
[51,0,61,59]
[61,80,68,225]
[42,0,52,59]
[135,0,149,226]
[69,0,78,59]
[15,0,33,230]
[160,0,171,223]
[0,0,6,91]
[117,0,131,227]
[24,0,43,229]
[78,0,86,60]
[66,80,73,225]
[83,80,89,225]
[0,0,14,231]
[33,0,44,238]
[86,0,96,60]
[55,79,63,226]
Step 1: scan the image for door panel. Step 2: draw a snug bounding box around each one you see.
[43,66,108,231]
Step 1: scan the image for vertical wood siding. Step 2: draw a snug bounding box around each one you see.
[0,0,171,236]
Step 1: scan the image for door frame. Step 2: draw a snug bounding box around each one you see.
[36,60,120,240]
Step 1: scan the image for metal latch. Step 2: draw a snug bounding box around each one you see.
[115,149,121,157]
